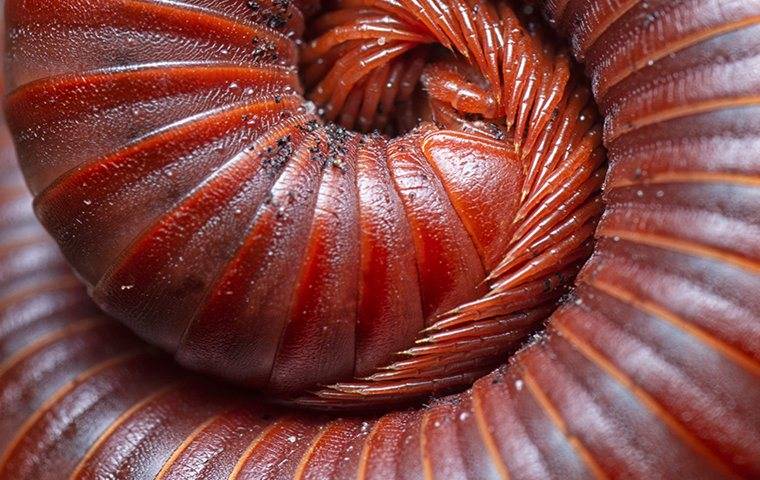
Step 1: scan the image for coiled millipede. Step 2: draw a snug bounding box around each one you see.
[0,0,759,478]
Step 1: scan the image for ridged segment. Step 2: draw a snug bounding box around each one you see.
[6,0,601,401]
[0,0,758,478]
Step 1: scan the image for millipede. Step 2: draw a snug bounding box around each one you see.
[0,0,758,478]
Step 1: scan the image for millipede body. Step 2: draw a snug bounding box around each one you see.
[0,0,758,478]
[5,0,605,403]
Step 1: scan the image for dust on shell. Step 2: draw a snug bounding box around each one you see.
[5,0,603,407]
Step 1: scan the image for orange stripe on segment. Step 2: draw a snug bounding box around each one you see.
[0,318,105,375]
[227,418,292,480]
[609,96,760,142]
[355,418,382,480]
[599,229,760,275]
[419,410,435,480]
[599,16,760,96]
[293,421,333,480]
[522,370,609,479]
[590,279,760,377]
[0,349,154,475]
[68,378,187,479]
[154,411,229,480]
[471,383,511,480]
[609,172,760,189]
[579,0,640,56]
[554,320,741,479]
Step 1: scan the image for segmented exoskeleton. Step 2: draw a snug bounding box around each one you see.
[0,0,758,478]
[5,0,602,404]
